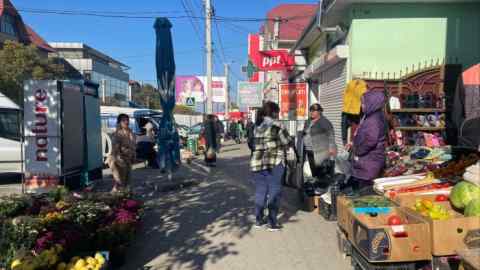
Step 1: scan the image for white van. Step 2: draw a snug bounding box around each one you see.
[0,93,21,174]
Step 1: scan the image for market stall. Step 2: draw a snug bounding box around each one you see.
[303,64,480,270]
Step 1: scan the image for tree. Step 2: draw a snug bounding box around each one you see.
[132,83,162,110]
[0,41,65,105]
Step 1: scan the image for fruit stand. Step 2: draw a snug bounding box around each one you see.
[332,153,480,270]
[0,188,143,270]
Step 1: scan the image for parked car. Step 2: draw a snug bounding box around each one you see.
[0,93,21,174]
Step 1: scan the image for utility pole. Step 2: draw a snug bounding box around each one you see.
[224,63,229,118]
[205,0,213,114]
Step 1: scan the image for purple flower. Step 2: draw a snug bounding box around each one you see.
[122,199,141,212]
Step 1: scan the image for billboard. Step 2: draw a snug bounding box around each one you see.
[279,83,308,120]
[24,80,62,193]
[238,81,263,107]
[175,76,226,107]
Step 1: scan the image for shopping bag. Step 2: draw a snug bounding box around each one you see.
[303,160,313,179]
[206,147,216,160]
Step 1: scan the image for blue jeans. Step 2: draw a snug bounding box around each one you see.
[253,164,285,226]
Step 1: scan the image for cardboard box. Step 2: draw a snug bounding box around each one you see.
[351,207,432,262]
[337,196,355,240]
[304,195,321,213]
[399,196,480,256]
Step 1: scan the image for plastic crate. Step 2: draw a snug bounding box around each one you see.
[430,256,461,270]
[351,246,417,270]
[336,227,352,258]
[319,196,336,221]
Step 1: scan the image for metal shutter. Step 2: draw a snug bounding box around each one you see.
[319,61,347,152]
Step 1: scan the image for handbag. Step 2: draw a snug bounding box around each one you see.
[206,147,216,160]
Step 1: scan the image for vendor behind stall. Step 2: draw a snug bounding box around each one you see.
[348,91,387,190]
[302,103,337,182]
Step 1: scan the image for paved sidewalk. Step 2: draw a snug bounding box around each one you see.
[121,142,351,270]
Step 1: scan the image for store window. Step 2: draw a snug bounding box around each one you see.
[1,14,17,37]
[0,110,20,141]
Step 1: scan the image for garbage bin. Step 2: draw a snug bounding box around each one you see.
[187,136,198,155]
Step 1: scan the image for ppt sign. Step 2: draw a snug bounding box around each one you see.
[259,50,295,71]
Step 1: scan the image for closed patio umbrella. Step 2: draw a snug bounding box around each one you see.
[154,18,180,176]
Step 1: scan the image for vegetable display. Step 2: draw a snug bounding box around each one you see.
[449,181,480,209]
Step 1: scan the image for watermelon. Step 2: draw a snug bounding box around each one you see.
[449,181,480,209]
[464,198,480,217]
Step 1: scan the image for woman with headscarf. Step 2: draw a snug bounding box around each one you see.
[107,114,136,192]
[349,91,387,190]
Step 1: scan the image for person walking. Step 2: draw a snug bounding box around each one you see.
[202,114,218,167]
[229,120,238,142]
[302,103,337,192]
[106,114,136,192]
[251,101,294,231]
[246,119,255,154]
[214,116,224,152]
[347,91,387,192]
[136,119,158,168]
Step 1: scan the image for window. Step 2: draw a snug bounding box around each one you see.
[1,14,17,36]
[0,110,20,141]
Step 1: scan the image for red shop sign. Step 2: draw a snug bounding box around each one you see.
[279,83,308,120]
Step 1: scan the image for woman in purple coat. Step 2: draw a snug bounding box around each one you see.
[351,90,387,188]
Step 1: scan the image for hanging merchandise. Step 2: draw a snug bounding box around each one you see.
[342,80,367,115]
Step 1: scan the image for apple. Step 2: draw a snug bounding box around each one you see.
[435,194,449,202]
[387,215,403,226]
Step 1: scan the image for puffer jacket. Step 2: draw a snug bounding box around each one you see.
[352,91,387,181]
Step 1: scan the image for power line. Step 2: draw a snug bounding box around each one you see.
[117,43,247,59]
[13,7,312,22]
[212,4,227,63]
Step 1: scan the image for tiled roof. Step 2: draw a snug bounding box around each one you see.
[0,0,55,52]
[265,4,317,41]
[25,25,55,52]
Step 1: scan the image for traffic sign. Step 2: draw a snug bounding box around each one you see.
[186,97,195,107]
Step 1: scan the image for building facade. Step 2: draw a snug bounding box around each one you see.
[291,0,480,149]
[49,42,130,106]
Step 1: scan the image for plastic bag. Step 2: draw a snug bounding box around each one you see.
[303,160,313,179]
[335,151,352,179]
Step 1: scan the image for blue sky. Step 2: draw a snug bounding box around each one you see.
[14,0,316,99]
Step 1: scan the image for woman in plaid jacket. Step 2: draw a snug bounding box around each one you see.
[250,101,294,231]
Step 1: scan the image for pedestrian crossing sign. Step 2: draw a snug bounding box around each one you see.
[186,97,195,107]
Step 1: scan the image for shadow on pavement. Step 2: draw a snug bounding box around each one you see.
[121,145,302,270]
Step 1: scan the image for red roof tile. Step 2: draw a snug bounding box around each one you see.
[1,0,54,52]
[25,25,55,52]
[265,4,317,41]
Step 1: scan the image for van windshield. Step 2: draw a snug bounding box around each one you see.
[0,110,20,141]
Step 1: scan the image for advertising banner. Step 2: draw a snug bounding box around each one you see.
[175,76,226,106]
[23,80,61,193]
[279,83,308,120]
[248,34,295,72]
[238,81,263,108]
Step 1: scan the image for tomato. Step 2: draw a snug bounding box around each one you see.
[387,215,403,226]
[435,194,449,202]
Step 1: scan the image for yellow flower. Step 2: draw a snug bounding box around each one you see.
[10,259,22,269]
